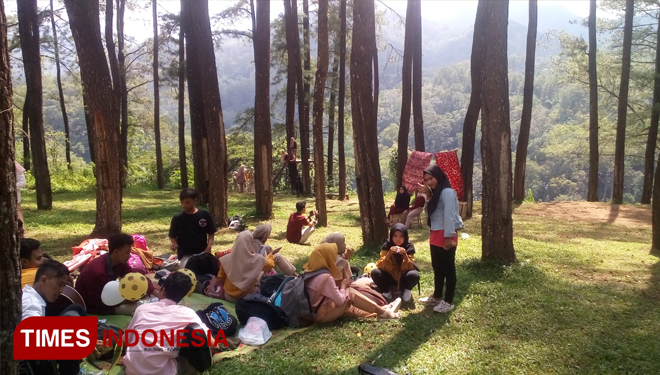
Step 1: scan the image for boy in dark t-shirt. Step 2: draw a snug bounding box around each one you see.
[169,189,217,267]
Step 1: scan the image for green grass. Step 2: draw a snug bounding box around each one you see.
[20,189,660,375]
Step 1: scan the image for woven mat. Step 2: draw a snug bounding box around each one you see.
[81,293,307,374]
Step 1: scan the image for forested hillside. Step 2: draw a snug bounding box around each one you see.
[6,0,656,203]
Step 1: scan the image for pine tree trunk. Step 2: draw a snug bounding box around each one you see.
[479,0,516,265]
[0,2,21,371]
[178,17,188,188]
[642,16,660,204]
[612,0,634,205]
[254,0,273,218]
[117,0,128,172]
[327,47,338,187]
[410,0,424,151]
[50,0,72,170]
[301,0,312,195]
[460,0,486,219]
[351,0,388,246]
[153,0,164,189]
[313,0,329,226]
[338,0,347,201]
[289,0,308,195]
[396,0,414,188]
[284,0,299,189]
[652,157,660,254]
[513,0,537,204]
[21,98,29,170]
[182,0,228,226]
[65,0,123,237]
[17,0,52,210]
[587,0,599,202]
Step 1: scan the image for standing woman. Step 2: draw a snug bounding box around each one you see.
[418,165,463,313]
[15,161,26,222]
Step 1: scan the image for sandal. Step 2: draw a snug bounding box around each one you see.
[377,308,401,320]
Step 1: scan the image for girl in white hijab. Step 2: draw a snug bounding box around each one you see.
[321,233,354,280]
[252,224,297,276]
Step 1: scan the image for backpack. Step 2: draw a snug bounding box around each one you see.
[276,269,330,328]
[235,295,288,330]
[260,274,287,298]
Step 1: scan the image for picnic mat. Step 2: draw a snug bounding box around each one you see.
[81,293,308,374]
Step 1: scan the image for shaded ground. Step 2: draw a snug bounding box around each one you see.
[514,201,651,228]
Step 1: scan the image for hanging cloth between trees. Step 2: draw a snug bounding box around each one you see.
[402,151,433,193]
[434,150,464,201]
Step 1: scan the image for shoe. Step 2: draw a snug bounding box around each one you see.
[433,300,455,313]
[382,292,392,301]
[402,289,412,302]
[418,295,442,305]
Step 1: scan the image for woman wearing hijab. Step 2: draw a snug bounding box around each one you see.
[252,224,297,276]
[371,224,419,303]
[217,230,276,302]
[321,233,354,280]
[418,165,464,313]
[387,186,411,223]
[304,243,402,323]
[237,164,246,193]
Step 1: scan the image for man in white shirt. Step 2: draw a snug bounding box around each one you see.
[22,259,70,319]
[21,260,87,375]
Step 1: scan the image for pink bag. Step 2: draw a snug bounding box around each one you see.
[127,253,146,272]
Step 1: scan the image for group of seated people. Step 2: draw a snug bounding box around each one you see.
[387,185,429,229]
[18,188,423,375]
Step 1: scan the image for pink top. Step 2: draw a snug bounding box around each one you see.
[306,273,350,307]
[123,299,209,375]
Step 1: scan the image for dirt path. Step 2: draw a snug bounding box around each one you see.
[514,202,651,228]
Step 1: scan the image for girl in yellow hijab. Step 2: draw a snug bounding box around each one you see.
[304,243,401,323]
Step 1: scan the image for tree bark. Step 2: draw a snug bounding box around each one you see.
[513,0,537,204]
[254,0,273,218]
[65,0,123,237]
[612,0,634,204]
[182,0,228,226]
[178,15,188,188]
[327,46,338,187]
[21,98,29,170]
[117,0,128,173]
[410,0,424,151]
[0,2,22,372]
[587,0,599,202]
[153,0,164,189]
[460,0,486,219]
[50,0,72,170]
[17,0,52,210]
[652,153,660,254]
[313,0,329,226]
[351,0,388,246]
[396,0,414,188]
[479,0,516,265]
[301,0,311,195]
[338,0,347,201]
[284,0,299,189]
[642,15,660,204]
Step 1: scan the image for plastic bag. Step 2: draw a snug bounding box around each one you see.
[237,317,272,346]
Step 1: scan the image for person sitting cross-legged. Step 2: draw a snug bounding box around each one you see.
[371,224,420,303]
[123,272,215,375]
[286,200,316,244]
[75,233,155,316]
[21,260,87,375]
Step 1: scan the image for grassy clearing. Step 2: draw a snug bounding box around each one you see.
[21,189,660,375]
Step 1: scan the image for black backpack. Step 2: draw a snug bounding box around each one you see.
[235,294,288,331]
[260,274,287,298]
